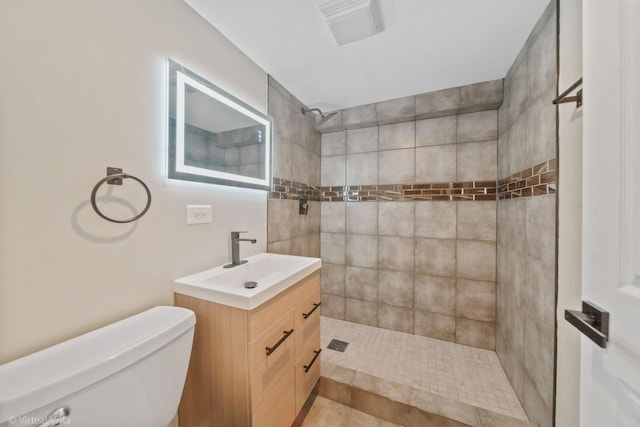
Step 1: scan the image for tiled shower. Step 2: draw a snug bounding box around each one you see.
[267,3,557,426]
[316,90,501,351]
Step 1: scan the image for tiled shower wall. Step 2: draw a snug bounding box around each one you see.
[495,3,557,427]
[267,77,321,257]
[317,82,503,351]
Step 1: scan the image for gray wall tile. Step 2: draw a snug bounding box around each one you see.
[524,256,556,338]
[457,240,497,281]
[322,263,346,296]
[321,202,346,234]
[456,318,495,350]
[376,96,415,124]
[456,140,497,182]
[495,3,557,424]
[378,236,414,272]
[378,149,415,184]
[378,202,415,237]
[321,232,346,265]
[526,96,557,166]
[456,279,496,322]
[415,202,456,239]
[268,198,294,243]
[415,145,457,183]
[321,155,346,186]
[525,195,556,267]
[457,110,498,143]
[343,103,377,128]
[523,373,553,427]
[378,304,414,333]
[415,238,456,277]
[414,310,455,341]
[379,122,415,151]
[524,318,555,411]
[321,131,346,156]
[346,234,378,268]
[267,73,322,269]
[346,152,378,186]
[346,202,378,235]
[346,266,378,302]
[459,79,504,113]
[268,239,293,255]
[346,298,378,326]
[322,293,346,319]
[415,87,460,119]
[347,126,379,154]
[414,274,456,315]
[527,12,557,105]
[457,201,497,242]
[496,334,525,400]
[415,116,457,147]
[378,270,414,308]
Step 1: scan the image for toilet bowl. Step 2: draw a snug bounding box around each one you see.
[0,306,196,427]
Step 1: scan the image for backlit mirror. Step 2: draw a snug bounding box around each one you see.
[167,59,272,189]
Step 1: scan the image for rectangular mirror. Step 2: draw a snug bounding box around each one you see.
[167,59,272,189]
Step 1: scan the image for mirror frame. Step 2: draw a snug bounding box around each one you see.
[167,59,273,190]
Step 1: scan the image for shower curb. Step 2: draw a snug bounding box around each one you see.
[315,361,537,427]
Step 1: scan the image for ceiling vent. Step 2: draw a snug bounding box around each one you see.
[319,0,384,46]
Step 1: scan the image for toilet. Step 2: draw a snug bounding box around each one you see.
[0,306,196,427]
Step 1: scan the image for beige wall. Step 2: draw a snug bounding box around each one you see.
[0,0,268,363]
[556,0,583,425]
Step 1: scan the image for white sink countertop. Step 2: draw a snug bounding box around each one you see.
[174,252,322,310]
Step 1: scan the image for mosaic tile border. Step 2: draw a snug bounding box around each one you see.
[498,159,556,199]
[319,181,497,202]
[269,158,556,202]
[269,178,322,201]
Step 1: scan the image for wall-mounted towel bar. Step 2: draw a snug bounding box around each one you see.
[553,77,583,107]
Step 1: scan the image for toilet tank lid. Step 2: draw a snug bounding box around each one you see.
[0,306,195,423]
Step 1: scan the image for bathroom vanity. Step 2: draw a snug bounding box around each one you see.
[174,253,321,427]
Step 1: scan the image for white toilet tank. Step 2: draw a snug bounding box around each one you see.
[0,306,196,427]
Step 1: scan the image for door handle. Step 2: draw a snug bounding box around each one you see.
[565,301,609,348]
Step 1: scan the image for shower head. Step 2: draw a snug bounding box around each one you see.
[301,107,338,127]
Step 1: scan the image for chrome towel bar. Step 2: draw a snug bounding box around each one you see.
[553,77,583,107]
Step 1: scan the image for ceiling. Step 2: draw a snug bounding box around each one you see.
[185,0,550,111]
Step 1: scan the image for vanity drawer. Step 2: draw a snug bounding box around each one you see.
[249,271,319,342]
[294,284,321,356]
[250,309,295,404]
[295,331,322,414]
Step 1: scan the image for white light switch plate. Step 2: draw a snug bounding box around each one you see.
[187,205,212,224]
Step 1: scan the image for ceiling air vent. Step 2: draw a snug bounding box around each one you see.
[319,0,384,46]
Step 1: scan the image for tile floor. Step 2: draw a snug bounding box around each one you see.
[320,316,527,421]
[300,395,400,427]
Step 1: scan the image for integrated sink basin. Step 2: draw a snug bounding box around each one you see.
[174,252,321,310]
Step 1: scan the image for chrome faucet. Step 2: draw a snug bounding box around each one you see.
[224,231,257,268]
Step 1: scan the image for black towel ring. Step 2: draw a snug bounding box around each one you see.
[90,167,152,223]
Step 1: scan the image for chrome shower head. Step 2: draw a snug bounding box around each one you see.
[317,111,338,126]
[301,107,338,127]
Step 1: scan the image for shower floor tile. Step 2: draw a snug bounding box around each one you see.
[320,316,527,421]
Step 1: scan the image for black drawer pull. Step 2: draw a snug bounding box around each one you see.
[265,329,294,356]
[304,349,321,373]
[302,302,321,319]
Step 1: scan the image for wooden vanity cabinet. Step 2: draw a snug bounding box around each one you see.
[176,270,321,427]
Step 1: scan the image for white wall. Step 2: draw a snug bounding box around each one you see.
[0,0,268,364]
[556,0,583,425]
